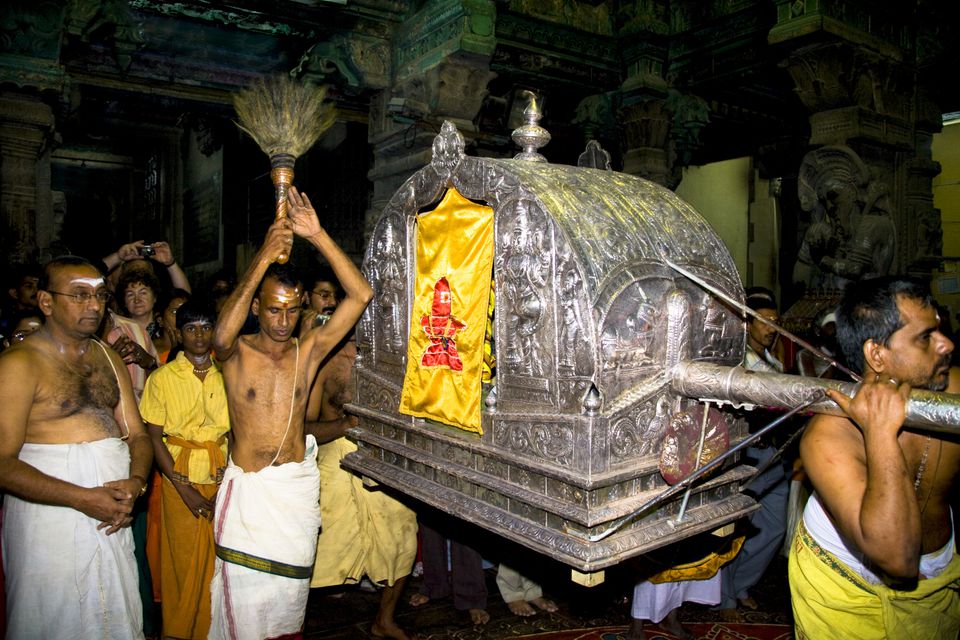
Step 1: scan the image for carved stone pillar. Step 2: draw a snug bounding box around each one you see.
[364,0,496,238]
[617,3,675,187]
[620,99,671,187]
[0,92,55,265]
[770,0,943,277]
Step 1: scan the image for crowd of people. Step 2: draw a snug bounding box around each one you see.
[0,190,959,639]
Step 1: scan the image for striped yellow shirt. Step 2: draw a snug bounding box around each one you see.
[139,352,230,484]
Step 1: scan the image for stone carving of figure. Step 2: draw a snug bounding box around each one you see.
[793,146,896,291]
[819,181,896,284]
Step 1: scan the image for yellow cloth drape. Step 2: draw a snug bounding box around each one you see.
[789,520,960,639]
[399,188,495,434]
[648,535,744,584]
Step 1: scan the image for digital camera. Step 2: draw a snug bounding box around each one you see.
[138,244,156,257]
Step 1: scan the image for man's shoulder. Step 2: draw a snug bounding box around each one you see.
[803,413,860,451]
[0,341,44,372]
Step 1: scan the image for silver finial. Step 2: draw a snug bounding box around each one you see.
[583,385,602,416]
[484,385,498,411]
[511,91,551,162]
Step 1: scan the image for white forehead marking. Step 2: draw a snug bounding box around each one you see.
[68,276,106,288]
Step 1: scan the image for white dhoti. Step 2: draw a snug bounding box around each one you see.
[209,436,321,640]
[2,439,143,640]
[631,572,722,623]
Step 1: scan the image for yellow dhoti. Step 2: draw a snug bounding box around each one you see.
[789,520,960,639]
[310,437,417,588]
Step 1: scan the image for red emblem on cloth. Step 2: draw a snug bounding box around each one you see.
[420,277,466,371]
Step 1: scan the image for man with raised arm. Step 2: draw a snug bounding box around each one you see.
[0,255,153,639]
[789,276,960,639]
[208,186,372,640]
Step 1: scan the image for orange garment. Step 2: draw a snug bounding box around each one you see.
[159,434,225,640]
[159,476,218,640]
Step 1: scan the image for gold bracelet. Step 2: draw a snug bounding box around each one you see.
[131,474,148,497]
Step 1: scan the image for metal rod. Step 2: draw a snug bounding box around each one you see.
[663,258,861,381]
[676,400,712,523]
[672,361,960,435]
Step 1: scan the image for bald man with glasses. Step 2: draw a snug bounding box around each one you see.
[0,255,153,639]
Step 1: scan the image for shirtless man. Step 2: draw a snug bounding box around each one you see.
[0,255,153,639]
[208,187,372,640]
[304,274,418,640]
[789,276,960,639]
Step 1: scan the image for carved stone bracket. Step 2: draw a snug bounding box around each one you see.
[775,39,916,147]
[0,1,67,91]
[64,0,145,71]
[294,33,390,90]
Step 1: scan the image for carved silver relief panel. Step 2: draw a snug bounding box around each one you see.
[363,212,408,369]
[599,277,671,385]
[492,419,575,467]
[689,287,743,363]
[495,197,556,406]
[556,244,593,375]
[609,395,673,462]
[357,374,401,415]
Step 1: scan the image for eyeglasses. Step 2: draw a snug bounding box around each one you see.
[46,290,112,305]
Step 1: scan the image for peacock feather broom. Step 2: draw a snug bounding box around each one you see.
[234,74,336,263]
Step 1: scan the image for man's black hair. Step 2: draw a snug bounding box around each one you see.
[746,287,777,313]
[7,263,41,289]
[160,288,191,315]
[836,276,934,373]
[39,256,101,292]
[8,307,44,327]
[256,263,302,297]
[175,298,216,330]
[305,264,343,300]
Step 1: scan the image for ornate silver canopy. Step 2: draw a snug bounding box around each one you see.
[343,121,754,573]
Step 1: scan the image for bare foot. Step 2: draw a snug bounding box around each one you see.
[625,618,646,640]
[717,607,742,623]
[469,608,490,625]
[408,593,430,608]
[371,619,415,640]
[739,595,758,610]
[507,600,536,617]
[659,609,693,640]
[530,597,558,613]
